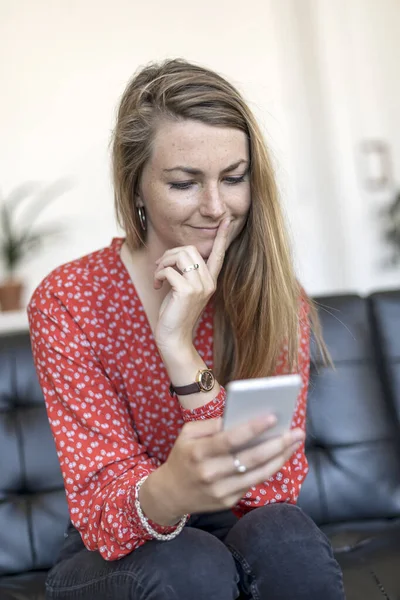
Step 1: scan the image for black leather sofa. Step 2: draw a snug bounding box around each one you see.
[0,291,399,600]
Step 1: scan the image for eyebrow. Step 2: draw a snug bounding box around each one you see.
[163,159,249,176]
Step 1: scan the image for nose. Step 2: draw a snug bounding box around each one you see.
[199,183,227,220]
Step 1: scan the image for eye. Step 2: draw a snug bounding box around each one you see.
[224,175,247,185]
[169,181,194,190]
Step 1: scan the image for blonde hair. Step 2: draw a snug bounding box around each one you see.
[112,58,331,384]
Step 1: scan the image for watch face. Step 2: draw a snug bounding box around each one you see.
[200,370,215,392]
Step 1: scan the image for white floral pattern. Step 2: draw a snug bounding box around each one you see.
[27,237,310,561]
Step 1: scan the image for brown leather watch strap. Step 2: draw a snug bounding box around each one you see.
[169,369,215,397]
[169,382,201,397]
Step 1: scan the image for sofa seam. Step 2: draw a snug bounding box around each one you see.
[368,566,391,599]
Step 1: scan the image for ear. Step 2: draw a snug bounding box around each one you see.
[133,197,142,210]
[134,186,144,208]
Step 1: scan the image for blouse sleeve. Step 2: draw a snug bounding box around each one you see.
[180,387,227,422]
[28,291,183,561]
[232,294,311,516]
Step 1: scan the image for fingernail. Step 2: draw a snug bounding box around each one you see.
[262,414,277,427]
[290,430,305,443]
[291,441,302,452]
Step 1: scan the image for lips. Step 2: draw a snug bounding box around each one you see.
[190,226,219,230]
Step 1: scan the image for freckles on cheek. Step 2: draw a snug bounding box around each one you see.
[148,186,174,221]
[155,201,184,239]
[162,199,182,224]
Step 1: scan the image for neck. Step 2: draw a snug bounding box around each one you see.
[122,239,171,303]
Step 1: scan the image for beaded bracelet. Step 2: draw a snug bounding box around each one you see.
[134,475,189,541]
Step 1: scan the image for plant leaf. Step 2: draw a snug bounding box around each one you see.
[17,180,72,236]
[17,226,64,261]
[0,204,13,240]
[0,238,24,273]
[3,182,42,214]
[0,180,70,274]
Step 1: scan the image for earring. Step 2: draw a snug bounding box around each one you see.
[137,206,147,231]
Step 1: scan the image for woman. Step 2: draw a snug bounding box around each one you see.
[28,59,345,599]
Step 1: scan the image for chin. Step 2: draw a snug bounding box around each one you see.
[194,241,214,260]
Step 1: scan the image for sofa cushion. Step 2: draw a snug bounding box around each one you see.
[369,290,400,422]
[0,570,47,600]
[298,295,400,524]
[332,524,400,600]
[0,334,69,576]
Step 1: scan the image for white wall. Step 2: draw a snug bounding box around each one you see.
[0,0,288,304]
[307,0,400,293]
[271,0,400,295]
[1,0,399,305]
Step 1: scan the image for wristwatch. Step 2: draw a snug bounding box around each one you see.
[169,369,215,397]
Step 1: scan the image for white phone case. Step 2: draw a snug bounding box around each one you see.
[223,374,302,451]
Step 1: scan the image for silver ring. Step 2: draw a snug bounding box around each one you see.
[182,263,200,274]
[233,455,247,474]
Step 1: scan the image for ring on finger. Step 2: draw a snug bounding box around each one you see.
[182,263,200,274]
[233,455,247,474]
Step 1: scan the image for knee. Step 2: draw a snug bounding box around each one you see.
[225,504,344,599]
[226,503,333,561]
[139,528,239,599]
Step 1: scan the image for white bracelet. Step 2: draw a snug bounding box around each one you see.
[134,475,189,541]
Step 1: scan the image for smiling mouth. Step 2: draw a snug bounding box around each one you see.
[190,225,219,230]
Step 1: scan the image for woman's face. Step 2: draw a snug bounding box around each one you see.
[137,119,251,260]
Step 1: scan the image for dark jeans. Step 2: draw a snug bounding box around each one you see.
[45,504,345,599]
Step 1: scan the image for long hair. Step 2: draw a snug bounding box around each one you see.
[112,58,331,385]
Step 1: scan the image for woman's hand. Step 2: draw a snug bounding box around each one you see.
[151,417,305,519]
[153,218,231,352]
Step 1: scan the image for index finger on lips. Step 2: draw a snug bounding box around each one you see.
[203,413,278,458]
[206,218,231,280]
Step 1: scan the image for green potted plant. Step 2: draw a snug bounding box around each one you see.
[0,181,68,311]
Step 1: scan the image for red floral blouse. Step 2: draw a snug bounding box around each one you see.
[28,237,311,561]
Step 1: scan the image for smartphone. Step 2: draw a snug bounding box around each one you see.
[223,374,302,451]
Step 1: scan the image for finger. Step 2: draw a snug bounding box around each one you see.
[213,428,304,479]
[200,413,278,459]
[155,250,207,280]
[155,249,216,294]
[153,264,204,292]
[154,266,191,291]
[210,437,302,498]
[243,436,303,486]
[155,245,203,266]
[206,218,231,279]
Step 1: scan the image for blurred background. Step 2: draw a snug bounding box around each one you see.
[0,0,399,319]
